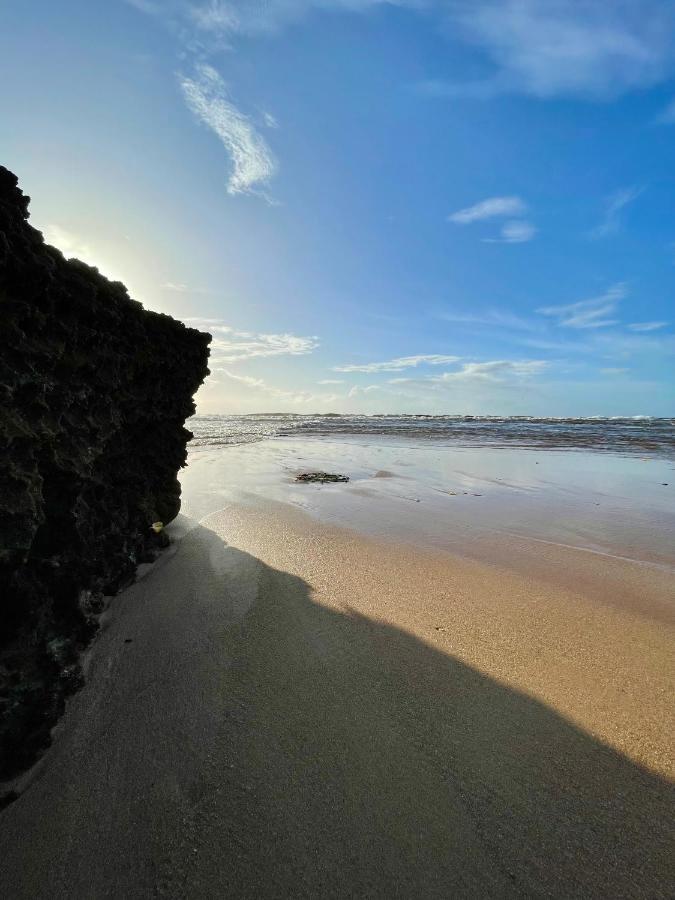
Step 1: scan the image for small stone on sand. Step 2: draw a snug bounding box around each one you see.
[296,472,349,484]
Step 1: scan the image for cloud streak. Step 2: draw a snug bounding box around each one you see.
[439,309,538,331]
[628,321,669,332]
[590,186,643,238]
[219,369,339,405]
[184,318,318,361]
[162,281,211,294]
[135,1,675,102]
[483,220,537,244]
[179,64,277,198]
[435,360,547,382]
[448,195,526,224]
[537,283,627,329]
[334,354,461,373]
[426,0,675,100]
[449,196,535,243]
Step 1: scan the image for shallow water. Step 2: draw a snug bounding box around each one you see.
[180,434,675,571]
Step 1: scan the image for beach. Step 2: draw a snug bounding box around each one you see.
[0,428,673,897]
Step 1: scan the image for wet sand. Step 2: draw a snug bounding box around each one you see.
[0,441,674,897]
[180,436,675,568]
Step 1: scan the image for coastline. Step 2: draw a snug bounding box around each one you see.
[1,467,673,895]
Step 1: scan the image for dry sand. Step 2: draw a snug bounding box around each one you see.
[0,497,673,898]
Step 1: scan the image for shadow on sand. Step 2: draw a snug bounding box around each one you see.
[0,519,673,899]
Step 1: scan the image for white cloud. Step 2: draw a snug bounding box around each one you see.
[381,359,548,394]
[483,219,537,243]
[219,369,339,404]
[162,281,210,294]
[501,220,536,243]
[135,2,675,103]
[628,321,669,332]
[435,359,547,382]
[448,197,535,243]
[434,0,675,100]
[519,328,675,359]
[179,64,277,198]
[537,283,627,329]
[189,0,394,38]
[334,354,461,373]
[448,195,526,224]
[600,367,629,375]
[590,186,643,238]
[183,317,318,361]
[318,378,345,384]
[347,384,382,398]
[190,0,240,33]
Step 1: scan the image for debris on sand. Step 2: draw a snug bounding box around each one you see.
[295,472,349,484]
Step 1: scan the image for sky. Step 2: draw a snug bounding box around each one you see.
[1,0,674,416]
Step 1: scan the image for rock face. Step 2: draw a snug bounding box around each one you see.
[0,166,210,777]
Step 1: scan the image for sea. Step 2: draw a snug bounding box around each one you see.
[188,414,675,459]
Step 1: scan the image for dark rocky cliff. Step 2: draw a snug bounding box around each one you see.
[0,166,210,778]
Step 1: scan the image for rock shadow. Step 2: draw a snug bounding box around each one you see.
[0,520,673,899]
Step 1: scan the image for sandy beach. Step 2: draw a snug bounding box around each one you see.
[0,439,673,898]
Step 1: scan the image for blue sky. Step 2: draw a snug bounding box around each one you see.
[1,0,674,415]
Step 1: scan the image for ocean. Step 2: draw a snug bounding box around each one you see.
[188,414,675,458]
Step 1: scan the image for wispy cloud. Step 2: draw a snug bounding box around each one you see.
[189,0,398,39]
[600,367,629,375]
[448,196,535,243]
[438,309,537,331]
[590,186,643,238]
[318,378,344,385]
[537,283,627,329]
[261,110,279,129]
[448,195,526,224]
[219,369,339,405]
[135,1,675,103]
[518,328,675,359]
[179,64,277,199]
[424,0,675,100]
[162,281,211,294]
[378,358,548,392]
[334,354,461,373]
[628,321,669,332]
[435,360,547,382]
[347,384,382,398]
[483,220,537,244]
[184,318,318,362]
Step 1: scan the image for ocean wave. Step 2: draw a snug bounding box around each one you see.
[187,414,675,458]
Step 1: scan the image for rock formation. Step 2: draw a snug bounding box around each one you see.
[0,166,210,777]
